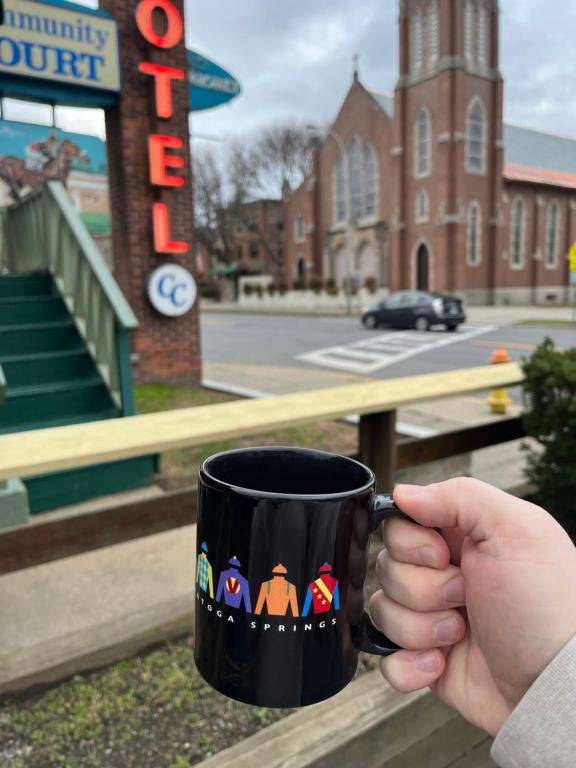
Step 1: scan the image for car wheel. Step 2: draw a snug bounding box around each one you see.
[363,315,377,330]
[446,324,458,332]
[414,316,431,332]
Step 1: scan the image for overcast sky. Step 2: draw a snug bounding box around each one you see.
[8,0,576,144]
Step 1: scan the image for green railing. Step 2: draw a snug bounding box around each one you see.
[1,181,138,413]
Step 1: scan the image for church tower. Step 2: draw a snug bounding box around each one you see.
[390,0,504,301]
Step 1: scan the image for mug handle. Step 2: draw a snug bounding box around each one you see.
[352,493,415,656]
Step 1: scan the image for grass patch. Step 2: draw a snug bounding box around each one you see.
[0,639,293,768]
[134,384,357,490]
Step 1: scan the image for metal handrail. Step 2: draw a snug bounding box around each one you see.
[1,182,137,410]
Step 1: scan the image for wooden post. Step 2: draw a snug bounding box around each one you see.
[359,409,397,494]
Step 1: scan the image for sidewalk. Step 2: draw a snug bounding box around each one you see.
[202,300,574,326]
[0,386,527,694]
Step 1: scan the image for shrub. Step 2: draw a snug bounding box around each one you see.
[364,276,378,294]
[243,283,254,297]
[267,283,277,296]
[309,274,323,294]
[325,278,338,296]
[277,281,288,296]
[293,279,306,291]
[199,281,221,301]
[255,284,264,298]
[522,338,576,534]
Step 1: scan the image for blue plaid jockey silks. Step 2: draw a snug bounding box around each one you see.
[196,549,214,598]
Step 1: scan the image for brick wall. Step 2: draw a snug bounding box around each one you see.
[100,0,201,384]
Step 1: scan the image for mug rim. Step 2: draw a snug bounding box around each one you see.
[199,445,376,501]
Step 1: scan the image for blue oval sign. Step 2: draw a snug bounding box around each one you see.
[187,49,241,112]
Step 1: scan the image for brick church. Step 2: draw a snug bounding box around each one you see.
[283,0,576,304]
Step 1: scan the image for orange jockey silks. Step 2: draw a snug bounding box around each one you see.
[254,563,299,617]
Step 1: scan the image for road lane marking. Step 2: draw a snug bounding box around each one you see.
[298,325,495,374]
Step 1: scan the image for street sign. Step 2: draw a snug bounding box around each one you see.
[148,264,197,317]
[569,242,576,273]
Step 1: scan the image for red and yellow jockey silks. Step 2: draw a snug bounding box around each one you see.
[302,563,340,616]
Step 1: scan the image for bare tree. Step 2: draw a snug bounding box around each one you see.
[251,123,312,196]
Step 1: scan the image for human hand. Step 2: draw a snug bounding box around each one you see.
[369,478,576,736]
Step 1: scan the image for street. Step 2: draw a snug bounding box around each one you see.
[201,312,575,388]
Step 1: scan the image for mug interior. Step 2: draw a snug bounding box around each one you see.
[202,447,373,498]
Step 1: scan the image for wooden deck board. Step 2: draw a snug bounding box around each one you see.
[0,363,523,481]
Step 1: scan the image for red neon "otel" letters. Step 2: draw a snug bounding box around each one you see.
[136,0,189,255]
[149,135,185,187]
[153,203,188,254]
[135,0,183,49]
[139,62,185,119]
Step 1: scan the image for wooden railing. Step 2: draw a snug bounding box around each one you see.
[0,363,526,575]
[2,182,138,412]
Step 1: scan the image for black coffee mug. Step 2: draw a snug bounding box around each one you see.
[194,446,411,708]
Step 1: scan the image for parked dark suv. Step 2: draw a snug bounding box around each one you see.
[361,291,466,332]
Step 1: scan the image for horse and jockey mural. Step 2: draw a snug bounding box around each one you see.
[0,119,110,233]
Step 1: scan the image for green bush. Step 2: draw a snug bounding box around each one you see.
[522,338,576,532]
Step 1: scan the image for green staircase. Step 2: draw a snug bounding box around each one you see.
[0,272,155,514]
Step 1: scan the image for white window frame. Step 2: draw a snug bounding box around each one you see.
[414,106,432,179]
[465,98,486,175]
[464,0,474,63]
[427,0,439,69]
[467,201,482,266]
[364,144,379,219]
[415,189,430,224]
[478,3,489,66]
[545,201,560,269]
[510,197,525,269]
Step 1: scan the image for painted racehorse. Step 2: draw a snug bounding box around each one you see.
[0,139,90,201]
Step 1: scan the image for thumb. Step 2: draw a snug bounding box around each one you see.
[393,478,548,544]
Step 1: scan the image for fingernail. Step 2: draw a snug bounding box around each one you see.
[397,484,425,498]
[414,650,439,673]
[417,546,438,568]
[433,617,461,644]
[443,576,466,605]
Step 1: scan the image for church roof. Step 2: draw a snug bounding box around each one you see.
[369,91,394,118]
[504,124,576,176]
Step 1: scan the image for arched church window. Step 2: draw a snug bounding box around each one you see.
[466,98,485,173]
[415,106,431,178]
[545,201,559,268]
[333,154,346,225]
[427,0,439,68]
[411,9,424,74]
[510,198,524,267]
[364,145,378,217]
[349,137,364,223]
[467,202,481,265]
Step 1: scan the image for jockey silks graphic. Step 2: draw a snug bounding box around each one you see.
[255,564,299,617]
[216,556,252,612]
[196,542,214,599]
[196,548,341,626]
[302,563,340,616]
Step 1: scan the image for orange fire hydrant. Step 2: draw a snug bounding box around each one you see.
[487,348,512,414]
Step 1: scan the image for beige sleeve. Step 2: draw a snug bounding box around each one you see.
[491,633,576,768]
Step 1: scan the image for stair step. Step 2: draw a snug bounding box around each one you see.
[0,408,120,435]
[25,456,157,515]
[0,385,116,429]
[6,376,103,398]
[0,274,54,298]
[0,297,68,325]
[0,321,82,355]
[1,350,96,387]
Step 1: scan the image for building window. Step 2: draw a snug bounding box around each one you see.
[333,154,346,225]
[415,189,429,223]
[415,106,431,178]
[410,9,423,75]
[466,99,485,174]
[349,137,364,223]
[467,202,481,265]
[294,213,305,243]
[427,0,439,68]
[510,198,524,268]
[545,201,559,268]
[237,245,243,261]
[364,145,378,217]
[249,243,259,260]
[478,4,489,66]
[465,0,474,62]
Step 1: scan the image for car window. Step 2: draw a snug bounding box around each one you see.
[417,294,430,305]
[400,292,418,306]
[385,294,403,308]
